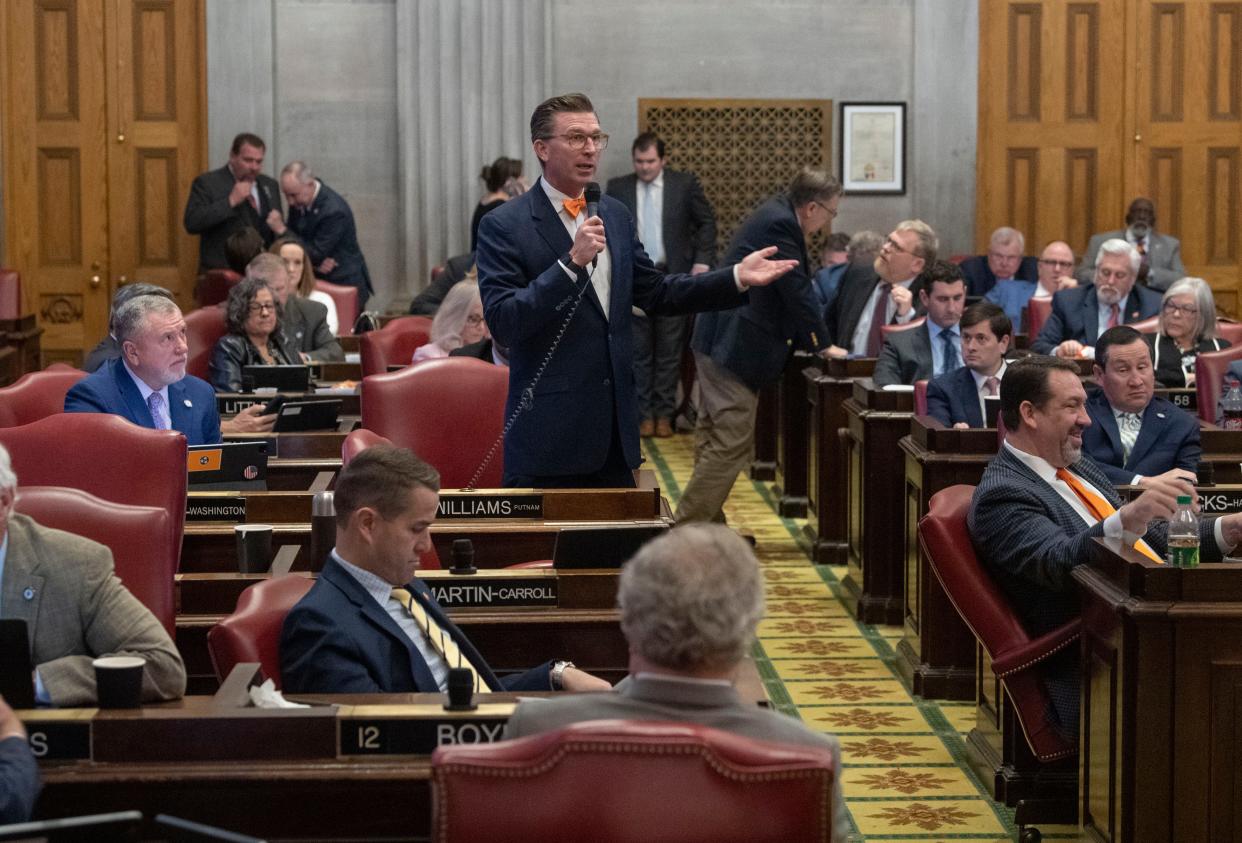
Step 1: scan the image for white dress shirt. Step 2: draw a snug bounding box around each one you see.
[122,361,171,429]
[849,277,918,356]
[543,177,613,320]
[636,173,665,265]
[970,361,1006,424]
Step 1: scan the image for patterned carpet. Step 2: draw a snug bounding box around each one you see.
[643,433,1081,843]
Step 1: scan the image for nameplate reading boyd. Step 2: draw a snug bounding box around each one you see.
[186,497,248,522]
[340,717,509,755]
[436,494,543,519]
[429,577,558,608]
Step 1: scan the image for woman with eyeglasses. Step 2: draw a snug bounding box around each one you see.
[1149,276,1229,388]
[412,279,490,363]
[209,277,297,392]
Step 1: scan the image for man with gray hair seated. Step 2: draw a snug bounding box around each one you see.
[504,524,848,842]
[66,293,274,439]
[959,226,1040,298]
[83,283,176,373]
[1030,238,1162,358]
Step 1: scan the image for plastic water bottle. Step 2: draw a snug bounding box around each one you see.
[1167,495,1199,568]
[1223,381,1242,430]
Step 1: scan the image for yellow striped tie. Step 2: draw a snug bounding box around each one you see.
[391,588,496,692]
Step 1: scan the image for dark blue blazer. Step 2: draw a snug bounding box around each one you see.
[958,254,1039,297]
[1081,389,1199,484]
[691,195,829,391]
[287,180,373,303]
[0,736,39,825]
[281,556,552,694]
[64,358,221,445]
[1030,284,1162,354]
[926,365,986,428]
[476,182,743,478]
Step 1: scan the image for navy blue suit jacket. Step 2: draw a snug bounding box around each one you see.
[926,365,986,427]
[287,180,373,302]
[1081,390,1200,484]
[958,254,1039,297]
[0,736,38,825]
[1030,284,1162,354]
[64,358,221,445]
[691,195,828,391]
[476,182,743,478]
[281,556,552,694]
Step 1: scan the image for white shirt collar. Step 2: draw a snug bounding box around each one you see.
[122,359,169,406]
[1002,438,1062,486]
[642,171,664,190]
[332,550,400,608]
[970,360,1007,391]
[540,176,580,218]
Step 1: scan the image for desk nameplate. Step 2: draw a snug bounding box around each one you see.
[424,573,558,608]
[1122,485,1242,515]
[17,709,93,761]
[338,703,515,756]
[186,495,247,523]
[437,493,544,520]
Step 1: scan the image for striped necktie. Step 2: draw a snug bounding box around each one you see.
[391,587,496,692]
[1054,468,1162,563]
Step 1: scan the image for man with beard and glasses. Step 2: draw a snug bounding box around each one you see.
[1030,238,1161,358]
[968,355,1242,739]
[1077,197,1185,291]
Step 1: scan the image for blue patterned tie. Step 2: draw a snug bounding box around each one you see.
[940,330,961,375]
[147,391,169,430]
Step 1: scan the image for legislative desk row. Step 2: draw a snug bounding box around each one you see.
[22,659,770,840]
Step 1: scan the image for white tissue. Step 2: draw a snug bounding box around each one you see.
[248,678,310,708]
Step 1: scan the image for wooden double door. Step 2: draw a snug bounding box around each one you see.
[977,0,1242,313]
[1,0,204,364]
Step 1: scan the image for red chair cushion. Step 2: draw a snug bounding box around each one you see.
[1195,344,1242,424]
[207,575,314,686]
[1217,321,1242,346]
[14,486,176,635]
[1129,315,1159,334]
[196,269,242,308]
[914,379,929,416]
[341,429,392,467]
[359,316,432,378]
[186,305,228,381]
[314,280,360,336]
[431,720,837,843]
[1026,297,1053,339]
[0,367,87,427]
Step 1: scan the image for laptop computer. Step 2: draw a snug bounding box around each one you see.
[272,399,342,433]
[187,441,269,491]
[0,619,36,709]
[552,523,669,569]
[242,364,312,393]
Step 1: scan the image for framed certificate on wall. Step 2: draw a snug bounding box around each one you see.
[840,102,906,195]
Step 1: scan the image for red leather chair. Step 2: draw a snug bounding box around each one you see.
[1217,320,1242,346]
[913,379,929,415]
[314,280,360,336]
[919,485,1077,763]
[946,254,970,265]
[186,304,228,381]
[195,269,242,307]
[1026,297,1053,340]
[1195,344,1242,424]
[1129,315,1159,334]
[359,316,432,377]
[430,265,445,285]
[0,268,19,319]
[0,414,188,566]
[361,357,507,488]
[431,720,838,843]
[206,575,314,686]
[0,365,87,427]
[881,316,926,335]
[14,487,176,635]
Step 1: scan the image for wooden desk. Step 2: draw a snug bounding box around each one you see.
[750,381,779,480]
[895,418,997,700]
[311,360,361,381]
[842,380,913,624]
[1075,540,1242,843]
[218,391,361,417]
[0,312,42,376]
[774,352,816,517]
[805,358,875,564]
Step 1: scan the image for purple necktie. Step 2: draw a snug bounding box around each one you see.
[147,391,169,430]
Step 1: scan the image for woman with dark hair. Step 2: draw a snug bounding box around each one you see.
[271,236,339,334]
[470,156,526,251]
[208,277,297,392]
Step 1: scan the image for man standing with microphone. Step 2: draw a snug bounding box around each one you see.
[477,93,798,488]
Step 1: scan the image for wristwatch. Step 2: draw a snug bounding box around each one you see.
[560,251,582,272]
[550,660,575,690]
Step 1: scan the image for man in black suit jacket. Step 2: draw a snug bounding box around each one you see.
[183,132,283,271]
[926,301,1011,428]
[274,161,374,309]
[606,133,717,437]
[1031,238,1161,356]
[824,220,938,358]
[679,168,837,523]
[1081,326,1199,485]
[957,226,1039,297]
[969,356,1239,737]
[873,261,966,387]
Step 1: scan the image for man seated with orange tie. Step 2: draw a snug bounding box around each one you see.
[968,356,1242,740]
[280,445,610,695]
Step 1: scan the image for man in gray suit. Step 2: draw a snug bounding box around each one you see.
[0,444,186,707]
[1077,197,1185,291]
[246,254,343,362]
[872,260,966,386]
[969,356,1242,738]
[505,523,848,843]
[606,133,717,438]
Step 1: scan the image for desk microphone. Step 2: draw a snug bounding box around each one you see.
[585,182,602,268]
[450,538,477,576]
[444,668,477,712]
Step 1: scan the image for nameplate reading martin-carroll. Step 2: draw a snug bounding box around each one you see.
[429,577,558,608]
[436,493,543,519]
[186,497,247,522]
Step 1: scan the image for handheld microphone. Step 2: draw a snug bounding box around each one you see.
[584,182,602,268]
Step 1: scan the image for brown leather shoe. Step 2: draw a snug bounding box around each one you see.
[655,418,675,438]
[639,419,655,437]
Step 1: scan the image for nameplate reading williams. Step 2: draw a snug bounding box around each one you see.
[186,497,248,522]
[430,577,558,608]
[436,494,543,519]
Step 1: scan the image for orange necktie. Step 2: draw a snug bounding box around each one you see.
[562,196,586,218]
[1055,468,1163,563]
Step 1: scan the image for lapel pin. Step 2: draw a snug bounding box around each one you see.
[1157,412,1166,419]
[184,399,193,408]
[23,587,35,601]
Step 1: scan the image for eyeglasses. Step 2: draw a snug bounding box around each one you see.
[550,132,610,151]
[988,251,1022,263]
[812,201,838,220]
[883,235,914,256]
[465,314,485,326]
[1163,301,1198,316]
[248,302,276,314]
[1038,258,1075,269]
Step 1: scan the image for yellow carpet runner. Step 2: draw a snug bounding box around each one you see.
[644,434,1081,843]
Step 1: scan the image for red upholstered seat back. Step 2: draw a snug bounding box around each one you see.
[1130,315,1159,334]
[359,316,432,377]
[185,305,228,380]
[1217,320,1242,346]
[431,720,837,843]
[0,414,188,568]
[314,280,359,336]
[914,379,929,415]
[0,268,19,319]
[207,575,314,686]
[1195,344,1242,424]
[14,486,176,635]
[1026,297,1053,339]
[195,269,242,307]
[881,316,925,335]
[360,357,507,488]
[0,365,87,427]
